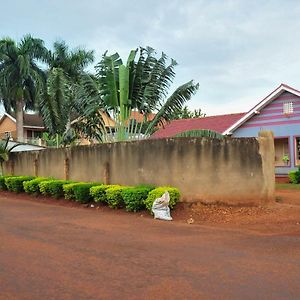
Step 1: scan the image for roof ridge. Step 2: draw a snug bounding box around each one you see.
[170,112,245,122]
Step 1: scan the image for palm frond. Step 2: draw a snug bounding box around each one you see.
[145,80,199,135]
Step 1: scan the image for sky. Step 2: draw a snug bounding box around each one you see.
[1,0,300,116]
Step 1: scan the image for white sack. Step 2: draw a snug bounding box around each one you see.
[152,191,173,221]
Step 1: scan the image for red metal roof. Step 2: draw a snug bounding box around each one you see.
[151,113,246,139]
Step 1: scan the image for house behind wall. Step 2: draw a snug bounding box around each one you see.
[226,85,300,178]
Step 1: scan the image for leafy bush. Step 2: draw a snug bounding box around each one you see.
[106,186,129,209]
[73,182,101,204]
[39,179,74,198]
[63,182,84,200]
[49,180,75,198]
[121,186,154,212]
[90,185,119,203]
[144,187,180,211]
[39,180,54,196]
[23,177,49,194]
[5,176,35,193]
[289,168,300,184]
[0,175,12,190]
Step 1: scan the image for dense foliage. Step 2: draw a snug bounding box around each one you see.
[90,185,118,203]
[0,175,12,190]
[121,186,155,212]
[39,179,73,197]
[5,176,35,192]
[72,182,101,203]
[2,175,181,214]
[23,177,49,194]
[170,106,205,120]
[106,186,130,209]
[78,47,199,141]
[289,167,300,184]
[0,35,48,141]
[144,187,180,211]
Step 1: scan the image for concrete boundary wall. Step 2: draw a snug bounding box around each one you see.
[5,132,275,206]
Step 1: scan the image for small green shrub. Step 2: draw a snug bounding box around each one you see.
[90,185,119,203]
[144,187,180,211]
[0,175,13,190]
[289,167,300,184]
[73,182,101,204]
[121,186,154,212]
[289,172,298,184]
[5,176,35,193]
[49,180,75,198]
[23,177,49,194]
[63,182,84,200]
[106,186,129,209]
[39,180,54,196]
[39,179,74,198]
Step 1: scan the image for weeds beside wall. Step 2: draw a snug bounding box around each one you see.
[5,132,275,205]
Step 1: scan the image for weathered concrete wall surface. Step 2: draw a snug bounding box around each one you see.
[5,132,275,205]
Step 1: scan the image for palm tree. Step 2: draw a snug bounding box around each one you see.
[79,47,199,141]
[40,41,94,135]
[0,35,48,142]
[0,138,20,175]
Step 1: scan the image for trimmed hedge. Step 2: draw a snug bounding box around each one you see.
[73,182,101,203]
[289,168,300,184]
[144,187,180,211]
[63,182,83,200]
[90,185,119,203]
[106,186,130,209]
[0,175,12,190]
[23,177,49,194]
[39,179,74,198]
[5,176,35,193]
[39,180,54,196]
[1,175,181,214]
[121,186,154,212]
[49,180,75,198]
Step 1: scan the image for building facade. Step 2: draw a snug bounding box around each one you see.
[225,84,300,176]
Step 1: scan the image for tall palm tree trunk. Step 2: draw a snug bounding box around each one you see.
[16,98,24,142]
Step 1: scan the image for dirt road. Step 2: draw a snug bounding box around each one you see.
[1,195,300,300]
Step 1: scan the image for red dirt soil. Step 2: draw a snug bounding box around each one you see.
[1,190,300,299]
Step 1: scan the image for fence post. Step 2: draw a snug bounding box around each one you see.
[64,158,70,180]
[9,160,14,176]
[103,162,110,184]
[33,153,39,177]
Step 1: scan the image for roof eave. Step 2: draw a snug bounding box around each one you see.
[223,84,300,135]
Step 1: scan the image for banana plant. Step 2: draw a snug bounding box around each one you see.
[0,137,21,175]
[79,47,199,142]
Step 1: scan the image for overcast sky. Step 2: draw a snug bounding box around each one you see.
[1,0,300,115]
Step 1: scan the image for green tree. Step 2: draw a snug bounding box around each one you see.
[170,106,206,120]
[79,47,199,141]
[40,41,94,135]
[0,35,48,141]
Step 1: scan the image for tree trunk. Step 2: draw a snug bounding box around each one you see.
[16,98,24,142]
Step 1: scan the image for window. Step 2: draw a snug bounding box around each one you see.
[283,102,294,115]
[33,131,42,138]
[274,138,290,166]
[295,137,300,166]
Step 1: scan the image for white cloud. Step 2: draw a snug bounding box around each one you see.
[1,0,300,115]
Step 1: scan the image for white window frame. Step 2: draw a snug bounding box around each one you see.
[283,102,294,115]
